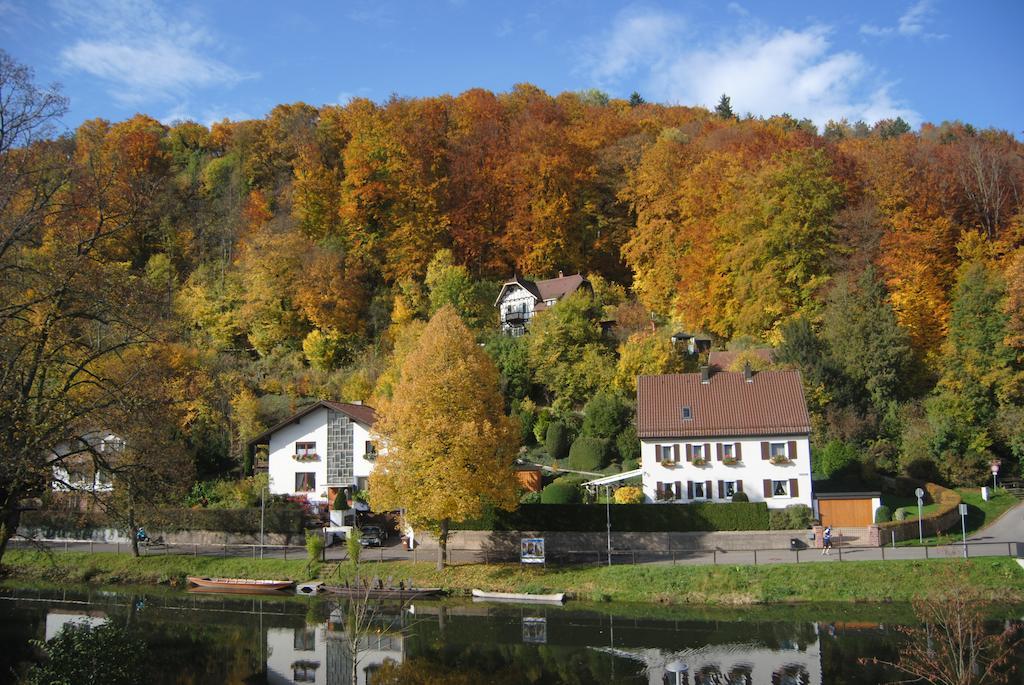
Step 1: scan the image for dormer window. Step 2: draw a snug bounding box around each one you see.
[681,406,693,421]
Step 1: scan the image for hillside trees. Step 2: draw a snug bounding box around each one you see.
[368,307,519,568]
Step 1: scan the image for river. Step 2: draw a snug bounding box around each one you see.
[1,582,1020,683]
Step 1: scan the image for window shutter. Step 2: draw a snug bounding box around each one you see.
[704,443,712,460]
[788,440,797,459]
[735,442,742,459]
[736,480,744,493]
[718,480,724,499]
[763,479,772,498]
[705,480,712,498]
[790,478,799,497]
[673,444,680,463]
[656,482,663,497]
[675,481,682,499]
[687,481,693,499]
[761,442,770,460]
[716,443,723,461]
[685,444,693,461]
[655,444,662,462]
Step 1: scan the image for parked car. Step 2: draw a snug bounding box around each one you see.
[358,525,388,547]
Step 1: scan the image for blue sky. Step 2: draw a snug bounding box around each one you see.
[2,0,1021,134]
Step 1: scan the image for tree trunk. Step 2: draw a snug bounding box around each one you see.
[128,501,139,558]
[0,502,23,565]
[436,519,449,570]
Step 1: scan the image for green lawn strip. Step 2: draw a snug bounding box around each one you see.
[6,551,1020,605]
[896,488,1018,546]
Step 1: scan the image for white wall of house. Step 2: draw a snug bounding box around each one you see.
[640,435,813,509]
[50,432,121,492]
[267,408,377,502]
[498,284,537,331]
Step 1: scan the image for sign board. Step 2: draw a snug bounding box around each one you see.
[915,488,925,498]
[959,504,968,516]
[521,538,545,564]
[991,462,1000,474]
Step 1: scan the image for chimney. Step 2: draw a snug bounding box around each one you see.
[743,362,753,383]
[700,366,711,384]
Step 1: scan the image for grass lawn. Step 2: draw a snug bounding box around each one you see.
[896,487,1018,546]
[4,550,1022,606]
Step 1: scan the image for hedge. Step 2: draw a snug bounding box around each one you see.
[875,481,961,542]
[20,507,306,535]
[456,502,769,532]
[568,437,610,471]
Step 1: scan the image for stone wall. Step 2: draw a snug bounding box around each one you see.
[17,526,302,546]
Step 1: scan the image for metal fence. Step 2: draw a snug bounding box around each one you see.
[10,536,1022,567]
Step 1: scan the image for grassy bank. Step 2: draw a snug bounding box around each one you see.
[896,487,1018,546]
[4,550,1022,605]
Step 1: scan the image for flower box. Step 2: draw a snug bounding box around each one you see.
[662,460,678,469]
[722,457,739,466]
[691,457,707,467]
[769,455,790,465]
[293,453,320,462]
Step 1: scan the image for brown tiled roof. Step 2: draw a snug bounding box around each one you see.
[708,348,775,371]
[247,400,376,448]
[636,370,810,438]
[535,273,587,301]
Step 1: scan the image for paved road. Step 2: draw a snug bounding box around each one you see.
[969,500,1024,544]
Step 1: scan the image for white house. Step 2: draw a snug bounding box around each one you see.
[494,272,590,336]
[248,401,378,507]
[50,431,123,494]
[636,366,813,509]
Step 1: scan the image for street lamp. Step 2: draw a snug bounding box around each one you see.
[915,487,924,545]
[990,460,1000,490]
[260,485,266,559]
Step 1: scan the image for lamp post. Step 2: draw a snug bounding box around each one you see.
[915,487,924,545]
[991,460,1000,490]
[605,484,612,567]
[959,503,968,558]
[260,485,266,559]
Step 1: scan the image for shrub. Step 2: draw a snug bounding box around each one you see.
[519,491,542,505]
[731,491,750,503]
[25,621,144,685]
[305,529,325,561]
[894,508,908,521]
[511,399,536,446]
[545,421,570,460]
[614,486,644,504]
[540,478,583,504]
[768,504,813,530]
[533,409,552,444]
[874,505,892,523]
[332,489,348,511]
[814,440,861,479]
[582,389,630,439]
[346,527,361,568]
[568,437,610,471]
[616,425,640,463]
[456,502,769,532]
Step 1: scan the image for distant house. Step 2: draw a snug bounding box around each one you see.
[247,400,378,507]
[494,272,590,336]
[51,431,123,494]
[708,348,775,372]
[636,366,813,509]
[670,331,713,355]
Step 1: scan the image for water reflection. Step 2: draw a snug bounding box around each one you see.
[1,584,1019,684]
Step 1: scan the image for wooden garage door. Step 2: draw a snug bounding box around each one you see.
[818,498,873,527]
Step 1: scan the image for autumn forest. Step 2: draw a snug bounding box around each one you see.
[3,47,1023,526]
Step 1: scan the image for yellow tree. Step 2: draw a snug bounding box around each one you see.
[368,306,519,568]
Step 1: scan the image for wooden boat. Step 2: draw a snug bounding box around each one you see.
[187,576,294,594]
[323,585,444,600]
[471,589,565,604]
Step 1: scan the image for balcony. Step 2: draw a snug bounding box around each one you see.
[502,309,530,324]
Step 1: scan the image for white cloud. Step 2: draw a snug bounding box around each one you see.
[585,12,918,127]
[53,0,254,105]
[861,0,946,40]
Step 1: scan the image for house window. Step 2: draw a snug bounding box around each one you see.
[295,442,317,458]
[724,481,736,498]
[293,628,317,651]
[692,481,705,499]
[291,661,320,683]
[772,480,790,497]
[364,440,377,460]
[660,445,675,462]
[691,444,705,460]
[681,406,693,421]
[722,443,734,459]
[295,472,316,492]
[769,442,788,459]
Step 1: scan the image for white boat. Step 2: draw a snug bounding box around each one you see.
[471,588,565,604]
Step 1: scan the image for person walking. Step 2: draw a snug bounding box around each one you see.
[821,526,832,555]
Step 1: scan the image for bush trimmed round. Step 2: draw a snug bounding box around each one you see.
[540,478,582,504]
[569,437,610,471]
[545,422,570,461]
[874,505,892,523]
[731,491,750,503]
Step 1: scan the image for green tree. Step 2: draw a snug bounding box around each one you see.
[614,331,684,393]
[545,421,570,461]
[628,92,646,107]
[26,622,145,685]
[484,333,531,402]
[527,291,613,405]
[714,94,735,119]
[581,389,630,439]
[369,307,519,568]
[821,267,914,411]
